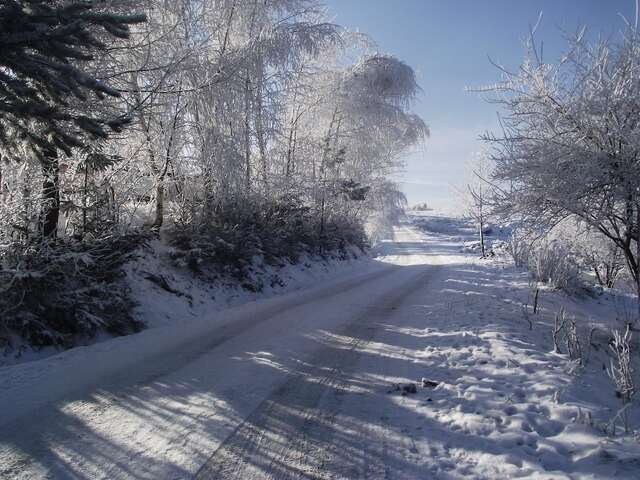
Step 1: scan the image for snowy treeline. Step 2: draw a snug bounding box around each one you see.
[481,23,640,318]
[0,0,426,350]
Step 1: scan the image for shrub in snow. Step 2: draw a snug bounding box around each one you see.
[608,326,635,409]
[521,279,539,330]
[167,194,366,282]
[565,316,582,362]
[489,239,510,256]
[614,295,638,330]
[366,181,409,245]
[529,239,581,292]
[604,325,635,435]
[0,234,146,352]
[575,230,626,289]
[505,222,582,293]
[552,308,582,361]
[459,156,492,257]
[552,309,565,354]
[507,229,531,269]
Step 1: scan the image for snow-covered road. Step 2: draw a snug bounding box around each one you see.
[1,223,637,479]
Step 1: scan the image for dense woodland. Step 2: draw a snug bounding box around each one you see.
[0,0,427,349]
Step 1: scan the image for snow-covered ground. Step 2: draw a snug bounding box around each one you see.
[1,241,367,367]
[1,215,639,479]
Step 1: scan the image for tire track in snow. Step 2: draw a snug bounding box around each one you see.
[195,264,440,480]
[0,263,400,428]
[0,226,441,480]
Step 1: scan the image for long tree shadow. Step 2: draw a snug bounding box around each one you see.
[2,226,636,479]
[0,258,442,478]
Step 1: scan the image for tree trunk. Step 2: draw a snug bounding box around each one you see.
[150,80,183,232]
[285,124,295,177]
[636,206,640,323]
[317,110,338,249]
[291,127,297,174]
[152,179,164,230]
[636,272,640,324]
[244,74,252,191]
[82,163,89,237]
[479,215,485,257]
[243,1,258,192]
[254,62,268,187]
[318,109,337,197]
[40,154,60,239]
[319,194,326,254]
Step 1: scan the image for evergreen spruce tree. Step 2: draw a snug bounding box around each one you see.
[0,0,145,238]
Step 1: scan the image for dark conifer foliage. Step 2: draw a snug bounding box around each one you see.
[0,0,145,237]
[0,0,144,158]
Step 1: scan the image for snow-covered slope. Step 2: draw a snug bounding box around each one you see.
[1,241,368,367]
[0,217,638,479]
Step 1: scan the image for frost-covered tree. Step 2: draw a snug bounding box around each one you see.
[0,0,428,350]
[483,27,640,318]
[0,0,144,238]
[459,156,492,257]
[292,53,427,238]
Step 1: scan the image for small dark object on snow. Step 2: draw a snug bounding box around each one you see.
[387,383,418,395]
[402,383,417,395]
[387,383,401,394]
[422,378,439,388]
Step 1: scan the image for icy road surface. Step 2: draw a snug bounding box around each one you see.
[0,222,637,479]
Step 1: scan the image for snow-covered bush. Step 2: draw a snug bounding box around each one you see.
[575,230,626,289]
[507,218,631,294]
[607,325,635,434]
[529,238,581,292]
[167,194,366,282]
[0,234,147,352]
[507,229,531,268]
[506,231,581,292]
[608,326,635,404]
[504,221,582,292]
[552,307,582,360]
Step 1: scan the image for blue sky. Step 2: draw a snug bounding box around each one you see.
[324,0,636,211]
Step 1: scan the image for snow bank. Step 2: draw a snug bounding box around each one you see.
[1,240,369,367]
